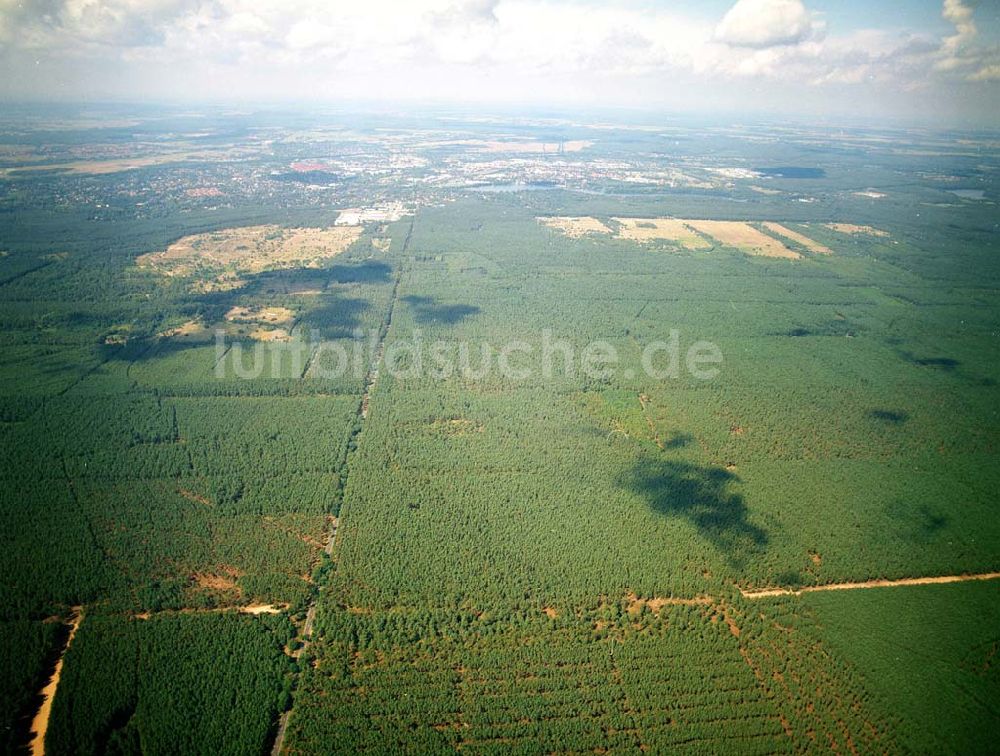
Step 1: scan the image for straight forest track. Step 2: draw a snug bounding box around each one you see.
[28,608,82,756]
[269,214,414,756]
[740,571,1000,599]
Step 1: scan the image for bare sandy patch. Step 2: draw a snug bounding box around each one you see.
[613,218,711,250]
[225,306,295,325]
[685,220,800,259]
[158,319,207,339]
[29,608,82,756]
[823,223,889,238]
[249,327,290,342]
[750,185,782,195]
[538,216,612,238]
[241,604,283,615]
[194,570,241,592]
[762,223,832,255]
[137,225,362,279]
[625,592,713,617]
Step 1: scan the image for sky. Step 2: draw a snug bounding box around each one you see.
[1,0,999,125]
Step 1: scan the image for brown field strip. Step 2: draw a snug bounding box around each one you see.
[741,571,1000,599]
[684,220,800,259]
[612,217,711,249]
[761,222,832,254]
[537,216,612,237]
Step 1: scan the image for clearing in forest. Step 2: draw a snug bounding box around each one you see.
[158,319,208,339]
[823,223,889,238]
[224,306,295,325]
[137,225,362,278]
[537,216,612,237]
[612,218,711,249]
[685,220,801,259]
[761,222,832,254]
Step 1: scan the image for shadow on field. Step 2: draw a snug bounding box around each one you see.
[401,295,480,325]
[624,457,768,566]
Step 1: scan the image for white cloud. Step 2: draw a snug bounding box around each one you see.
[0,0,996,121]
[714,0,818,49]
[933,0,1000,82]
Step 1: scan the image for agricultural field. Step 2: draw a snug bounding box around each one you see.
[0,106,998,753]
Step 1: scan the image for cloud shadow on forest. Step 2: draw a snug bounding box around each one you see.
[401,295,480,325]
[99,258,392,364]
[623,456,768,566]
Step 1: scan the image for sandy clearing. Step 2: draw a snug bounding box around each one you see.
[749,185,782,195]
[249,327,291,342]
[194,572,239,591]
[613,218,711,250]
[137,225,362,278]
[823,223,889,238]
[29,608,82,756]
[225,306,295,325]
[762,222,832,255]
[538,216,612,238]
[685,220,800,259]
[158,319,206,339]
[241,604,284,615]
[625,592,714,616]
[133,603,288,619]
[741,571,1000,599]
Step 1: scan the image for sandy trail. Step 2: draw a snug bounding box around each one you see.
[29,608,83,756]
[741,571,1000,599]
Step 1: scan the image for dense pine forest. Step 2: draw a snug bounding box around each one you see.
[1,108,998,753]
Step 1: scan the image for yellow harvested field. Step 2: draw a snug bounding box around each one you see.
[137,225,362,278]
[685,220,801,259]
[225,306,295,325]
[538,216,612,237]
[612,218,711,250]
[824,223,889,238]
[761,222,832,254]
